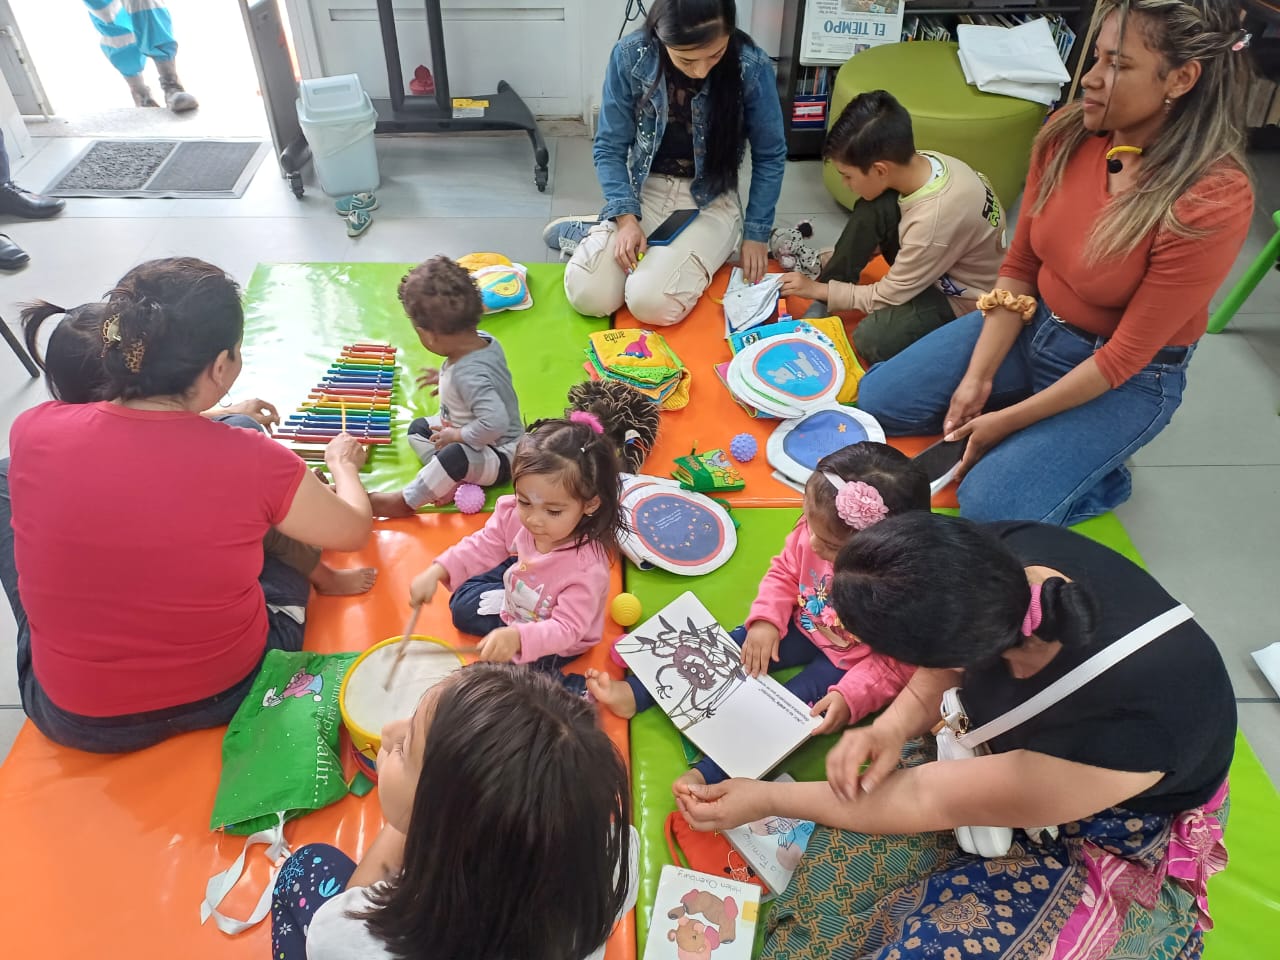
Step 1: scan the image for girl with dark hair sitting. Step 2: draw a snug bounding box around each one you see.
[0,258,374,753]
[551,0,787,326]
[677,512,1235,960]
[271,663,637,960]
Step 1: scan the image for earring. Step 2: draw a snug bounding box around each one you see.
[1163,97,1174,111]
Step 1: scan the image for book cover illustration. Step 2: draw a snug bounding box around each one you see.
[616,592,820,779]
[643,865,761,960]
[722,775,816,897]
[672,448,745,493]
[766,404,887,485]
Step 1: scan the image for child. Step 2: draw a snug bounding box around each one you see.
[270,663,638,960]
[408,414,621,673]
[586,441,929,787]
[19,299,377,596]
[780,90,1006,365]
[369,255,523,517]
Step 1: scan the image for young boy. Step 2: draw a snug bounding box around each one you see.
[781,90,1006,365]
[369,256,523,517]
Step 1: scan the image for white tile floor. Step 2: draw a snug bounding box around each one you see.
[1,133,1278,786]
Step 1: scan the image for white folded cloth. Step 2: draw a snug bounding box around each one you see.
[957,19,1070,106]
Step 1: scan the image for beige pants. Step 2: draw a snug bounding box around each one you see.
[563,175,742,326]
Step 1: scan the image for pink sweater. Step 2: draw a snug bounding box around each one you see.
[747,523,915,719]
[436,496,611,663]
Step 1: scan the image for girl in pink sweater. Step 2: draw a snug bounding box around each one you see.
[586,442,929,786]
[408,413,621,679]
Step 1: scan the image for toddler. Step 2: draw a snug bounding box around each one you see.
[369,255,523,516]
[587,442,929,786]
[270,663,637,960]
[409,414,621,673]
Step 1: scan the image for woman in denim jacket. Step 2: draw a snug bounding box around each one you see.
[551,0,786,327]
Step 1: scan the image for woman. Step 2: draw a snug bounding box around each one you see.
[856,0,1254,524]
[0,258,372,752]
[550,0,786,326]
[676,512,1235,960]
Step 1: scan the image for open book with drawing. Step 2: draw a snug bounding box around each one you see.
[616,592,820,780]
[643,865,761,960]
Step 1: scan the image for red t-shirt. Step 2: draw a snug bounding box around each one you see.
[1001,135,1253,387]
[8,402,307,717]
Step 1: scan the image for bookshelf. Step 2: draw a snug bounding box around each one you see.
[776,0,1094,158]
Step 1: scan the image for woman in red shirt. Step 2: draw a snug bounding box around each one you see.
[0,258,373,752]
[857,0,1254,524]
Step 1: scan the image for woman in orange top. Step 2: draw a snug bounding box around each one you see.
[858,0,1254,524]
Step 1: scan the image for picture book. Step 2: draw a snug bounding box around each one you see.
[722,774,816,898]
[643,865,761,960]
[672,447,745,493]
[616,592,821,779]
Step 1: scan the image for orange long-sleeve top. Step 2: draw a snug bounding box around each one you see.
[1000,134,1253,387]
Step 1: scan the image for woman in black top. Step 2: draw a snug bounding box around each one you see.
[677,513,1234,960]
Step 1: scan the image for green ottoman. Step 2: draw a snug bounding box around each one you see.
[824,41,1047,210]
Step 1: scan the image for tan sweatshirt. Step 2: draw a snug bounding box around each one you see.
[826,152,1006,316]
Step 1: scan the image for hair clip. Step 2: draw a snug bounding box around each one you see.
[122,339,146,374]
[823,473,889,530]
[1232,31,1251,53]
[101,314,122,347]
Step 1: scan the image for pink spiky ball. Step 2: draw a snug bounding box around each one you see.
[453,483,486,514]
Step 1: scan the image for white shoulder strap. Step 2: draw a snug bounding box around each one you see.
[959,604,1194,749]
[199,813,291,935]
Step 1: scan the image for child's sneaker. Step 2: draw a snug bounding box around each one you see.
[335,192,379,216]
[542,215,598,258]
[346,208,373,238]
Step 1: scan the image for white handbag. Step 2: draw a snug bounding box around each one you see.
[934,603,1195,857]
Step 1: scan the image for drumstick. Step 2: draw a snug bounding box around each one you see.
[385,602,423,690]
[340,398,347,434]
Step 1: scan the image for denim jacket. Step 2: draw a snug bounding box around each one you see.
[593,30,787,245]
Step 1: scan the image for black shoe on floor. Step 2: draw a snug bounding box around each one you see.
[0,234,30,270]
[0,182,65,220]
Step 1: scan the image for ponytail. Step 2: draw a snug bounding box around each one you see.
[20,300,111,403]
[1034,576,1099,649]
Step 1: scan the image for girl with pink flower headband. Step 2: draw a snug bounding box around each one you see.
[586,441,931,790]
[408,413,623,682]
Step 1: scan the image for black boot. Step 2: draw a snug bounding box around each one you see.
[155,59,198,113]
[0,182,65,220]
[0,234,30,270]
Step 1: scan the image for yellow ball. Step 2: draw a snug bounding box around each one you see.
[610,592,643,628]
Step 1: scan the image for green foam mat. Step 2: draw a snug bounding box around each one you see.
[238,262,605,499]
[625,510,1280,957]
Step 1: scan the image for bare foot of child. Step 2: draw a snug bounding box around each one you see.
[311,563,378,596]
[369,490,415,518]
[584,669,638,719]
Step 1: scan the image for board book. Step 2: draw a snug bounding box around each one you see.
[616,592,820,779]
[643,865,761,960]
[721,774,816,898]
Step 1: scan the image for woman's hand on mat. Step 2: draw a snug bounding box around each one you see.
[409,563,448,606]
[741,622,781,677]
[675,778,768,832]
[942,376,992,437]
[779,272,824,302]
[740,239,769,284]
[478,626,522,663]
[810,691,851,736]
[222,397,280,429]
[614,215,648,273]
[947,410,1016,480]
[430,425,463,446]
[827,722,906,801]
[325,433,368,472]
[416,367,441,395]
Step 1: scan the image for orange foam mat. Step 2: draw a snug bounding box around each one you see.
[613,263,959,509]
[0,514,634,960]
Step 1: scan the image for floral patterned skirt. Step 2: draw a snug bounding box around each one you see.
[762,743,1228,960]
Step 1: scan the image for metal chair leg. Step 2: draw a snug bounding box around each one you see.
[0,316,39,378]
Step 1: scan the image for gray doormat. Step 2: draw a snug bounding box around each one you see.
[48,139,268,198]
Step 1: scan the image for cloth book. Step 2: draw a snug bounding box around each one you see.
[671,447,745,493]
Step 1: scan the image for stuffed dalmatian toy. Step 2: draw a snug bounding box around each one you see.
[768,220,822,279]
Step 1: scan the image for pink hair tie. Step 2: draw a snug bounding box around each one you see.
[822,473,889,530]
[568,410,605,434]
[1021,582,1044,637]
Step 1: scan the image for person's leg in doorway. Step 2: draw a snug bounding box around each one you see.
[82,1,197,112]
[0,130,65,270]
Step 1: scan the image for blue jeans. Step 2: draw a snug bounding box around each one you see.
[856,304,1193,525]
[271,843,357,960]
[626,620,842,785]
[0,456,309,753]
